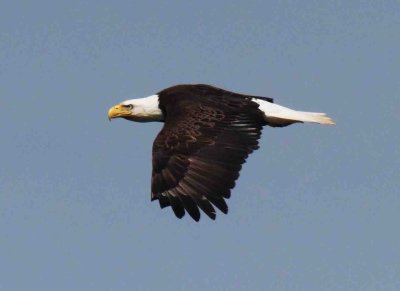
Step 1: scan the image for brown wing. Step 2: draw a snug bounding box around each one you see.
[151,95,266,221]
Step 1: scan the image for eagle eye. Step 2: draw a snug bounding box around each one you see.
[123,104,133,110]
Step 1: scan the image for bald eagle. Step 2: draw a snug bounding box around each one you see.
[108,84,334,221]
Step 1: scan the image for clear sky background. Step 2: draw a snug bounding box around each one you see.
[1,1,399,290]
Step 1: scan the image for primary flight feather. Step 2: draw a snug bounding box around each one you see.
[108,84,334,221]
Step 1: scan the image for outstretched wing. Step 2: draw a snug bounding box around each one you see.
[151,95,266,221]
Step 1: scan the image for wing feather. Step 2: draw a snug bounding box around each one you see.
[167,193,185,218]
[151,92,266,220]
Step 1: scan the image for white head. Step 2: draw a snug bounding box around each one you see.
[108,95,163,122]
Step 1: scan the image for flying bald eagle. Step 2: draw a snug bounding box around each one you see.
[108,84,334,221]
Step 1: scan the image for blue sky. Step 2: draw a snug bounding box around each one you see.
[1,1,399,290]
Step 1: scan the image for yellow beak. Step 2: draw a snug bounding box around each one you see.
[108,104,131,121]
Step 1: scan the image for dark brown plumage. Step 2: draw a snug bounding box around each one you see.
[151,85,269,221]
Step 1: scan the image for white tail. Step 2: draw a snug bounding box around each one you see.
[251,98,335,126]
